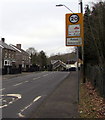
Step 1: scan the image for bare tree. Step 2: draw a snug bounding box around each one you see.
[26,47,37,56]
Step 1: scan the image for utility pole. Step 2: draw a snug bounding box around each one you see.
[80,0,83,13]
[79,0,85,83]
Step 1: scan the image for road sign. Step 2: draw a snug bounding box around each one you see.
[67,38,82,46]
[69,14,79,23]
[65,13,84,46]
[68,24,80,36]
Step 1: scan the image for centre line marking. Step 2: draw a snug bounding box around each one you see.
[24,81,28,83]
[13,82,23,87]
[43,74,49,77]
[33,77,41,80]
[0,88,5,91]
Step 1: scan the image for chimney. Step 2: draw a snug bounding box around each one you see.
[1,38,5,42]
[16,44,21,49]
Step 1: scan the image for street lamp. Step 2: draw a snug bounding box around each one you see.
[56,3,80,102]
[56,4,73,13]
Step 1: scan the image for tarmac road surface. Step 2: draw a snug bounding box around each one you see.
[1,71,70,118]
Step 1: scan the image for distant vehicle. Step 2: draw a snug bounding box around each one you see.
[69,67,76,71]
[69,64,76,71]
[66,64,77,71]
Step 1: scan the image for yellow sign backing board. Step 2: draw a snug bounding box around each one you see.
[65,13,84,46]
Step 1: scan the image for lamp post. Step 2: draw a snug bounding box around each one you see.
[56,4,80,102]
[56,4,73,13]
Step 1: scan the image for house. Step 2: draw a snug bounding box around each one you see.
[51,60,66,71]
[0,38,31,74]
[10,44,30,72]
[0,38,16,74]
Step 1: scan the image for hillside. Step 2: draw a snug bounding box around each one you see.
[48,52,77,64]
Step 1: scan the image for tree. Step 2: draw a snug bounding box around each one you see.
[84,2,105,65]
[84,5,99,65]
[83,2,105,96]
[38,50,47,70]
[26,47,38,65]
[26,47,37,56]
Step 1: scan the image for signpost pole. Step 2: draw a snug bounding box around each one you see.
[76,46,79,103]
[56,3,84,104]
[79,0,85,83]
[80,0,83,13]
[65,12,83,103]
[0,47,2,119]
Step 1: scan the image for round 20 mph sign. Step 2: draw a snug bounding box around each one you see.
[69,14,79,24]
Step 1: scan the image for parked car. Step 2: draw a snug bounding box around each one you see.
[69,64,76,71]
[69,67,76,71]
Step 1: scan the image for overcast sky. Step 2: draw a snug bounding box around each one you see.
[0,0,101,56]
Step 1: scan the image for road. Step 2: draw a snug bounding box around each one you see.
[1,71,69,118]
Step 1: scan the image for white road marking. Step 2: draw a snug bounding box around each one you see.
[18,96,41,118]
[13,82,23,87]
[43,74,49,77]
[33,73,50,81]
[18,113,25,118]
[0,88,5,91]
[24,81,28,83]
[12,98,15,101]
[33,96,41,102]
[1,104,8,108]
[3,100,6,102]
[6,94,22,99]
[0,94,22,108]
[13,81,29,87]
[33,77,41,80]
[8,73,52,88]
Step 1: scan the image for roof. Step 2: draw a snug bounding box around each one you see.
[0,44,4,48]
[10,44,22,53]
[51,60,59,65]
[10,44,29,56]
[51,60,66,69]
[0,41,15,51]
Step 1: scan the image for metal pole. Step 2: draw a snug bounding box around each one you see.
[63,4,74,13]
[0,47,2,119]
[79,0,85,83]
[79,0,83,13]
[76,47,79,103]
[56,4,73,13]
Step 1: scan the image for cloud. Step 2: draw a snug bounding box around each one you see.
[1,0,92,56]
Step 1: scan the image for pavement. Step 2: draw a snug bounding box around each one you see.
[30,71,79,118]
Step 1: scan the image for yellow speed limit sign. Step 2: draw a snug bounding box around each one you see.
[65,13,84,46]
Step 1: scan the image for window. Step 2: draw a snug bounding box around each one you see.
[5,61,7,65]
[4,60,11,66]
[9,53,11,58]
[12,54,14,59]
[5,52,7,58]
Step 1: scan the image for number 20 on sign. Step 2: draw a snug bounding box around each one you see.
[65,13,84,46]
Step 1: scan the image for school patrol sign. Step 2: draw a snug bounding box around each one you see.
[65,13,84,46]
